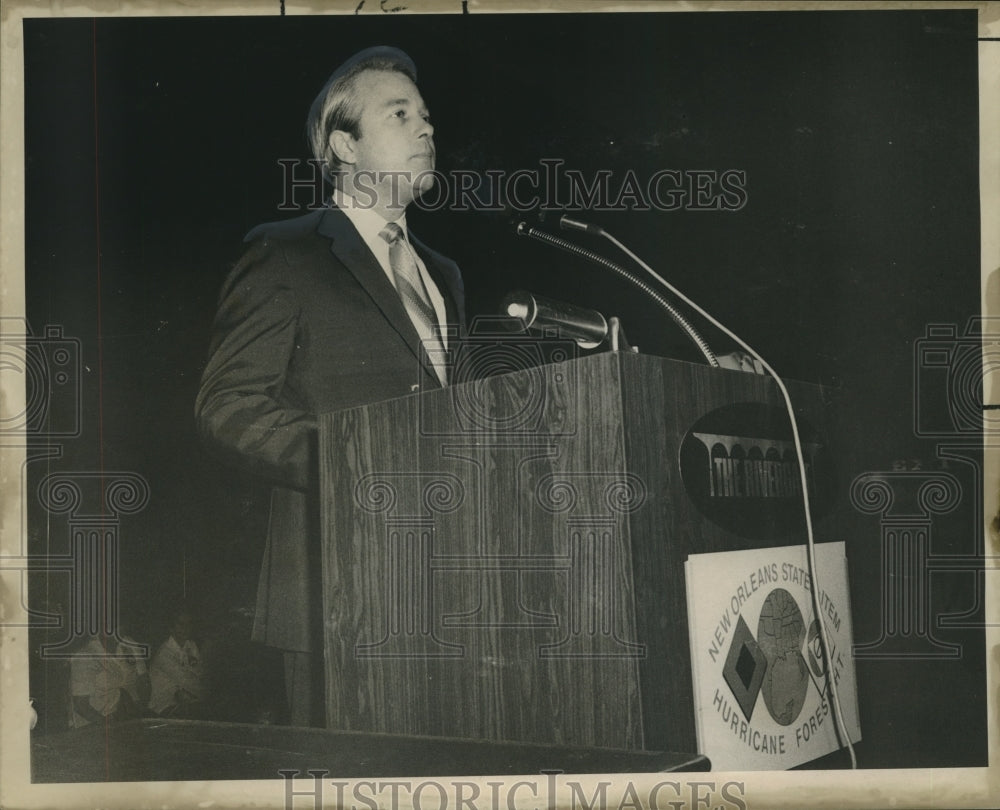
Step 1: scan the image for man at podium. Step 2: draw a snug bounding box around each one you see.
[195,46,465,726]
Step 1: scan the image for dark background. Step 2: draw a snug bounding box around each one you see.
[22,10,985,769]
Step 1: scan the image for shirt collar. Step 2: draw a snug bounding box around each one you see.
[331,188,409,244]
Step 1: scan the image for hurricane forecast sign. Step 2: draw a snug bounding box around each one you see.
[685,542,860,770]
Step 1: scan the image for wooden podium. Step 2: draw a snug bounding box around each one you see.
[319,351,847,753]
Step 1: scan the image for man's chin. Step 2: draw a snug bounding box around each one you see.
[412,171,437,199]
[370,168,438,211]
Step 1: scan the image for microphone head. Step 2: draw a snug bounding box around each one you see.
[506,302,531,321]
[514,210,604,236]
[558,214,603,235]
[500,290,537,328]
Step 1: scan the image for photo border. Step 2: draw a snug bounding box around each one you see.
[1,1,997,808]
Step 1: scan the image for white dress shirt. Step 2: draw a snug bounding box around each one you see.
[331,190,450,356]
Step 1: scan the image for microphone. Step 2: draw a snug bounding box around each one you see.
[522,210,605,236]
[501,290,608,349]
[515,212,720,367]
[557,213,605,235]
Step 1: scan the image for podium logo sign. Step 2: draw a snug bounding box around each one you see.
[679,403,835,539]
[691,435,811,500]
[685,542,861,770]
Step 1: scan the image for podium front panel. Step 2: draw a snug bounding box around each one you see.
[320,353,644,748]
[319,352,850,752]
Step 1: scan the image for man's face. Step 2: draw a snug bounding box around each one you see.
[342,69,436,211]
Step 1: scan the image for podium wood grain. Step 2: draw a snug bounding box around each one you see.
[319,352,847,752]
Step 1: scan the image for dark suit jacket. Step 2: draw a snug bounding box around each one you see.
[195,206,465,652]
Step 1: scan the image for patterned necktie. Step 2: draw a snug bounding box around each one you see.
[379,221,448,386]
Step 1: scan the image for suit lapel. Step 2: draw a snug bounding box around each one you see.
[316,206,443,386]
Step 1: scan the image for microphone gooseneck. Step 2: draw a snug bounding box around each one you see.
[514,221,719,367]
[552,212,859,771]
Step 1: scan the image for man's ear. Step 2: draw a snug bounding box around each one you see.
[329,130,357,166]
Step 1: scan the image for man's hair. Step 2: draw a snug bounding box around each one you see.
[306,47,418,182]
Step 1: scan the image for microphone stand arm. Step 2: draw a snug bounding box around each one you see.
[515,222,720,367]
[608,317,636,353]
